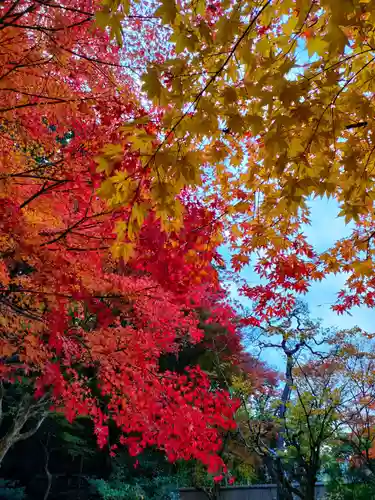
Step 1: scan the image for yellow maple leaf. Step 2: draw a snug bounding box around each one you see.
[97,179,115,200]
[142,68,162,100]
[352,259,373,277]
[155,0,178,25]
[307,37,329,57]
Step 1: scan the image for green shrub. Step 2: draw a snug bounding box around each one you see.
[0,479,27,500]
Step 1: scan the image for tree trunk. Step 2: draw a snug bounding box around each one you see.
[42,436,53,500]
[305,484,315,500]
[275,353,294,500]
[302,469,318,500]
[275,461,294,500]
[0,436,14,465]
[0,392,49,466]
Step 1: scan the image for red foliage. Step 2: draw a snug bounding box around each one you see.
[0,0,245,473]
[0,184,241,471]
[239,233,319,323]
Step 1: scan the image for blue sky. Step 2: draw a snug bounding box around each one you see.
[221,196,374,370]
[301,197,373,333]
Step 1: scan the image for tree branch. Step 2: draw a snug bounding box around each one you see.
[17,413,48,441]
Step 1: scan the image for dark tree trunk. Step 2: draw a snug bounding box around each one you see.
[302,468,318,500]
[0,392,49,466]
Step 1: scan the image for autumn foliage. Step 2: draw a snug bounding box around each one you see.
[0,0,246,474]
[2,0,375,484]
[95,0,375,327]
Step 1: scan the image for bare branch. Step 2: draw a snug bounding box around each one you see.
[17,413,48,441]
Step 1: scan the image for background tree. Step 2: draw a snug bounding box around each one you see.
[240,301,334,498]
[321,341,375,499]
[226,303,375,500]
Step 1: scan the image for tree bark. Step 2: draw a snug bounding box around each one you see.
[43,448,53,500]
[0,436,14,465]
[276,352,294,500]
[304,484,316,500]
[0,392,49,466]
[302,466,318,500]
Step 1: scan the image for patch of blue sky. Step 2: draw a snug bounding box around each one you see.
[301,197,374,334]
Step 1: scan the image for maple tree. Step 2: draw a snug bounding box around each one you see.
[0,0,247,474]
[0,185,240,470]
[4,0,375,487]
[94,0,375,326]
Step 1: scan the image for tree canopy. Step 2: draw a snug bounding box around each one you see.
[1,0,375,492]
[96,0,375,323]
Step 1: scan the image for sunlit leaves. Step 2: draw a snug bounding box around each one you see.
[75,0,375,322]
[141,68,163,101]
[306,37,329,57]
[155,0,178,24]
